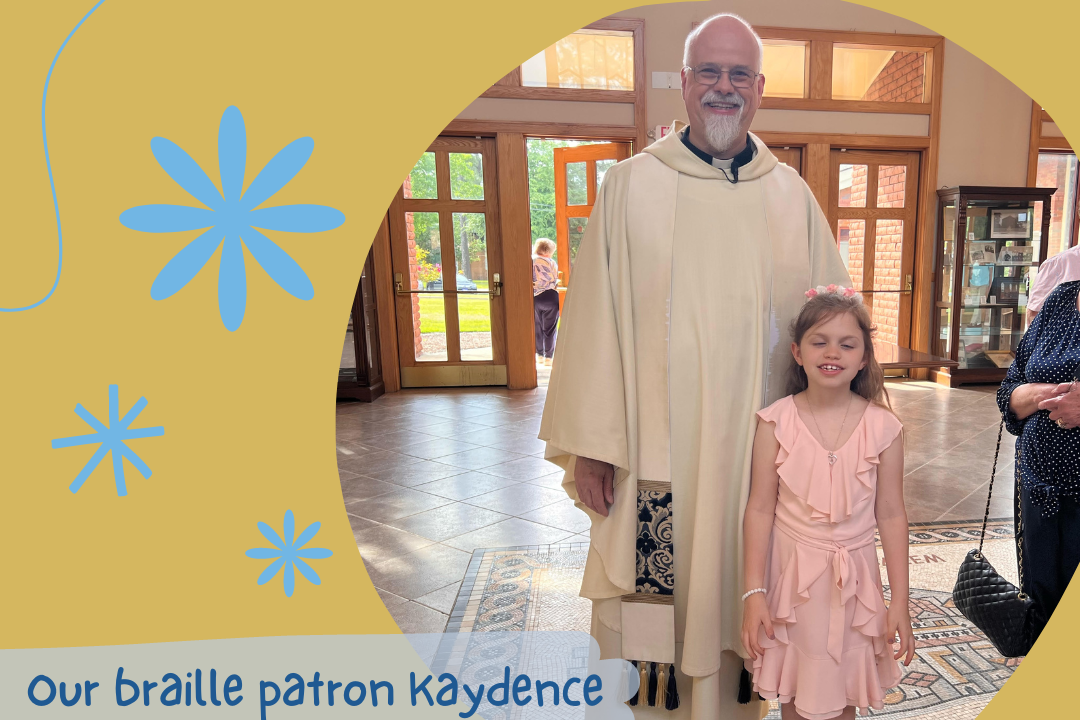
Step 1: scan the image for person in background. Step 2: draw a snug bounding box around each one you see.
[1026,242,1080,324]
[998,279,1080,641]
[532,238,559,366]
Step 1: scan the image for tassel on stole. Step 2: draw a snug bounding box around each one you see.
[665,664,680,710]
[635,661,648,706]
[737,667,753,704]
[627,660,680,711]
[647,662,659,706]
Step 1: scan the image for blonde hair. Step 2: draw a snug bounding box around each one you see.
[533,238,555,256]
[785,292,893,411]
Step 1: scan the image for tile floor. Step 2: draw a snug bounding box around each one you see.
[337,379,1007,633]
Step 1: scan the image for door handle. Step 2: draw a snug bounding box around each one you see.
[396,271,503,298]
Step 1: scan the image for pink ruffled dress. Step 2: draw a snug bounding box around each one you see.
[747,394,903,720]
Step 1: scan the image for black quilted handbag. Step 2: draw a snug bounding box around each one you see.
[952,420,1041,658]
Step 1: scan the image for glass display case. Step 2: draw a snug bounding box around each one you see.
[932,186,1055,386]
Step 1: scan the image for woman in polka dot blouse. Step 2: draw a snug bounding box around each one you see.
[997,279,1080,640]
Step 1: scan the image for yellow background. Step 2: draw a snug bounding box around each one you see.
[0,0,1075,717]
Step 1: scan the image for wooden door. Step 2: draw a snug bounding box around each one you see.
[769,146,803,175]
[388,137,507,387]
[828,150,920,348]
[553,143,632,306]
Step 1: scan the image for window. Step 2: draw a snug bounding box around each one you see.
[832,45,927,103]
[521,29,634,90]
[1036,152,1079,258]
[761,39,808,98]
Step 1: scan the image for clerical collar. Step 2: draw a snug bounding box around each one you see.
[680,128,755,183]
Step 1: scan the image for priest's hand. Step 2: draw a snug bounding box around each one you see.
[575,456,615,517]
[741,594,774,661]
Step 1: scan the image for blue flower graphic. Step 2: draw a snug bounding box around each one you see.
[51,384,165,496]
[120,106,345,331]
[246,510,333,597]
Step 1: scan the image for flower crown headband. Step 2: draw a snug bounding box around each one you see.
[804,284,863,303]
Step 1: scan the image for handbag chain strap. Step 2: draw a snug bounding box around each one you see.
[977,418,1026,600]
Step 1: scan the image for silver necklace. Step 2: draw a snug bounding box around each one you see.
[806,393,853,466]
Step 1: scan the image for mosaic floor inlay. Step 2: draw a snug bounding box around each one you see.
[451,520,1023,719]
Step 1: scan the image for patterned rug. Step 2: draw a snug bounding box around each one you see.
[449,520,1023,719]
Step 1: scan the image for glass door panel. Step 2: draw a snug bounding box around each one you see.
[568,217,588,271]
[449,153,484,200]
[390,137,505,386]
[837,164,868,207]
[566,162,588,205]
[453,212,493,361]
[837,219,865,290]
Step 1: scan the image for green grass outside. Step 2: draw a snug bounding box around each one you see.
[419,295,491,333]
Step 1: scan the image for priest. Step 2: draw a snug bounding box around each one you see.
[538,14,851,720]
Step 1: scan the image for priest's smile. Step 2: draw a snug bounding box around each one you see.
[703,92,743,115]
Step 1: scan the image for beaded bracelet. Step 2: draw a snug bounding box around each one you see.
[741,587,766,601]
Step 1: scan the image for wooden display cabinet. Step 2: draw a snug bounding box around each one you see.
[931,186,1055,387]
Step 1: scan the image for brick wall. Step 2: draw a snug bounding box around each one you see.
[1036,158,1069,257]
[402,176,424,357]
[863,51,925,103]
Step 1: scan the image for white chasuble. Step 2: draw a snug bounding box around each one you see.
[539,124,850,718]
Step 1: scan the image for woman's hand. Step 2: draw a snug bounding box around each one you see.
[741,593,774,661]
[1038,382,1080,429]
[887,602,916,666]
[1008,383,1063,421]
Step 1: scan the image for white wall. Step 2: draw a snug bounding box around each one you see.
[935,40,1032,188]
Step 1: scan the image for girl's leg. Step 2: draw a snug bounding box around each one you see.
[780,703,857,720]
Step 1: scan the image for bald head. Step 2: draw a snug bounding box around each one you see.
[679,13,766,159]
[683,14,763,72]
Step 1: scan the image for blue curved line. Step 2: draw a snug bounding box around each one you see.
[1,0,106,312]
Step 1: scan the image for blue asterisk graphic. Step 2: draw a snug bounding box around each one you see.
[51,384,165,496]
[120,106,346,331]
[246,510,333,597]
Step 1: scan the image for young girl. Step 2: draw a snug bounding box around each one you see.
[741,285,915,720]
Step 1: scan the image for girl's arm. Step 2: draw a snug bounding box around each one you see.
[742,418,781,658]
[875,432,915,665]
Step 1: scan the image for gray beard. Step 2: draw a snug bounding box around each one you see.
[701,111,745,156]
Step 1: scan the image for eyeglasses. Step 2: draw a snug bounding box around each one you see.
[685,65,760,88]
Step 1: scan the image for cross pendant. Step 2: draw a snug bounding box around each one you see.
[828,452,838,465]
